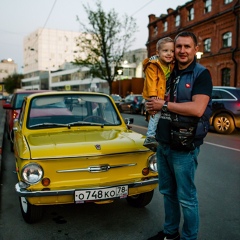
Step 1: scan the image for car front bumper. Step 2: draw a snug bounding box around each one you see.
[15,177,159,198]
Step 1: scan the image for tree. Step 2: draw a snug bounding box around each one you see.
[3,73,23,94]
[74,0,137,94]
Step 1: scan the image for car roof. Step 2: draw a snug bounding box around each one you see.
[213,86,240,90]
[14,89,50,94]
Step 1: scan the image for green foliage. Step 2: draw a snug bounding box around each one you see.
[74,0,137,94]
[3,73,23,94]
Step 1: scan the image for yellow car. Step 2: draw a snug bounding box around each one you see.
[13,91,158,223]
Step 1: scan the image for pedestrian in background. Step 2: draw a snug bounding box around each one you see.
[146,31,213,240]
[142,37,174,151]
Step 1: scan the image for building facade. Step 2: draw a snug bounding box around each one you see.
[0,59,17,82]
[146,0,240,87]
[0,59,18,94]
[23,28,81,75]
[22,28,147,94]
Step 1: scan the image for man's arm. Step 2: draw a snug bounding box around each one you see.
[146,69,212,117]
[146,95,209,117]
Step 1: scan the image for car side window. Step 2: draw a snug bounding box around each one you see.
[212,90,221,99]
[219,90,235,100]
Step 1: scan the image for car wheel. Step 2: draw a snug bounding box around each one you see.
[126,190,154,208]
[19,197,43,223]
[213,113,235,134]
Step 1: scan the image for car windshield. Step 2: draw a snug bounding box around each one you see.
[27,94,121,129]
[111,95,122,101]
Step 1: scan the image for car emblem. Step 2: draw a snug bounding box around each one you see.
[95,144,101,150]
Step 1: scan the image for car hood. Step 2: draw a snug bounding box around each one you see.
[23,129,147,159]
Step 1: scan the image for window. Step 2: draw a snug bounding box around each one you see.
[154,26,158,36]
[204,38,211,52]
[222,32,232,47]
[225,0,233,4]
[163,22,168,32]
[204,0,212,13]
[188,7,194,21]
[175,15,180,27]
[221,68,230,86]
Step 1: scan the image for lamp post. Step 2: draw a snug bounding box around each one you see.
[117,69,123,96]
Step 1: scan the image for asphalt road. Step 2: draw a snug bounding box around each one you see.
[0,112,239,240]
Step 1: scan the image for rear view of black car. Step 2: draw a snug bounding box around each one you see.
[210,86,240,134]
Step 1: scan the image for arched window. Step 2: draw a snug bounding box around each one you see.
[175,15,180,27]
[221,68,230,86]
[204,38,211,52]
[204,0,212,13]
[188,7,194,21]
[222,32,232,47]
[163,22,168,32]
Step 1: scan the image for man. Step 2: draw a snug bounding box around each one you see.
[146,31,212,240]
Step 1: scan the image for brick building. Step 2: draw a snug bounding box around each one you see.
[146,0,240,87]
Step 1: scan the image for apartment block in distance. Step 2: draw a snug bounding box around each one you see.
[146,0,240,87]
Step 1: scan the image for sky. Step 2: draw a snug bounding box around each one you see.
[0,0,187,73]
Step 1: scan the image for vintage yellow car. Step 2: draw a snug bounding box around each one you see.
[13,91,158,223]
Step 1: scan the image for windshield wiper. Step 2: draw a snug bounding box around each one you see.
[29,123,69,129]
[67,121,104,128]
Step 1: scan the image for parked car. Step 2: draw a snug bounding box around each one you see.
[110,94,123,110]
[140,98,147,115]
[13,91,158,223]
[210,86,240,134]
[118,94,143,114]
[3,89,48,151]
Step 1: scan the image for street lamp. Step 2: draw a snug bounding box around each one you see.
[196,52,203,62]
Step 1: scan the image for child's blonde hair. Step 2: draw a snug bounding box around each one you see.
[156,37,174,51]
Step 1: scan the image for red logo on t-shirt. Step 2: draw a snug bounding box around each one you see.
[186,83,191,88]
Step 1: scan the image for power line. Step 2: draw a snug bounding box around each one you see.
[32,0,58,48]
[131,0,155,16]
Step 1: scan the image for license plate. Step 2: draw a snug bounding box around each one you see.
[75,185,128,202]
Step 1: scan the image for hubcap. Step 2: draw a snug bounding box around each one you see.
[20,197,28,213]
[216,117,230,131]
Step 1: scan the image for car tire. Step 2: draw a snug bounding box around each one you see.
[126,190,154,208]
[213,113,235,134]
[19,197,43,223]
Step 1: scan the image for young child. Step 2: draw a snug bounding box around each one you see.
[142,37,174,151]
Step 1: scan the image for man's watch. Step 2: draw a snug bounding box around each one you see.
[162,101,169,112]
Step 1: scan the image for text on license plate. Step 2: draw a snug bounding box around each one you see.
[75,186,128,202]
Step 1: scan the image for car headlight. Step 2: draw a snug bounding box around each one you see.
[148,153,158,172]
[21,163,43,184]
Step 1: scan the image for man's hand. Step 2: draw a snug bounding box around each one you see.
[145,98,164,113]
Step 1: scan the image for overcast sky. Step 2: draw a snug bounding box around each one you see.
[0,0,187,72]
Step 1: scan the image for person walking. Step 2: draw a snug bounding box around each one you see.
[142,37,174,151]
[146,31,213,240]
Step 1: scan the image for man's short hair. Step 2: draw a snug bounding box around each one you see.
[174,31,198,46]
[156,37,174,51]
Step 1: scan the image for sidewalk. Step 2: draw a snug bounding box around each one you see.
[0,104,5,174]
